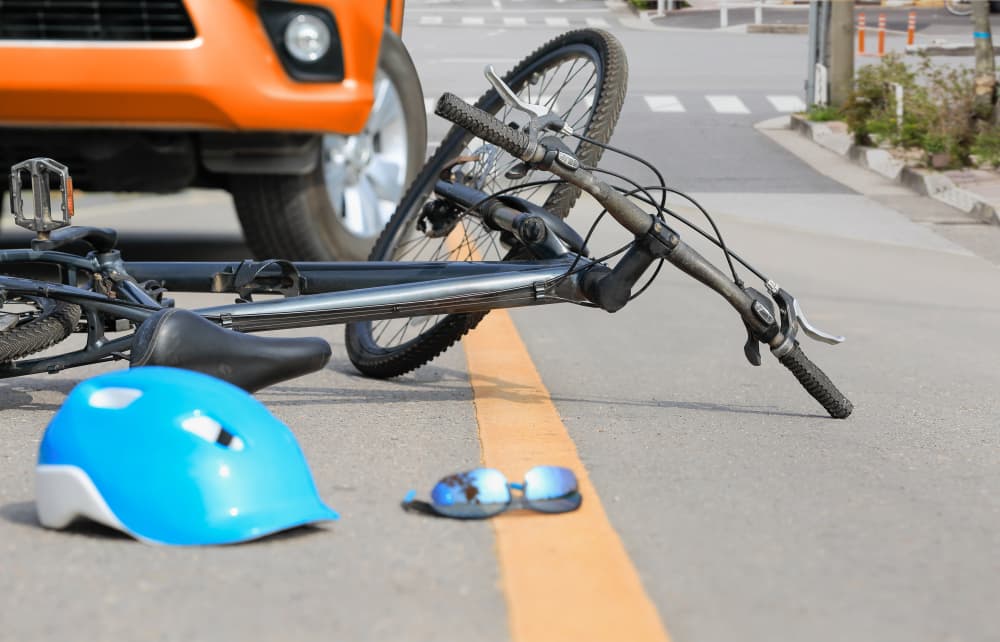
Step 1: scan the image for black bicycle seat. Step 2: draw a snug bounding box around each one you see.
[129,308,331,392]
[31,226,118,253]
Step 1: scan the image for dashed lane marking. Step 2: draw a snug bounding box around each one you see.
[767,95,807,112]
[644,95,685,113]
[706,95,750,114]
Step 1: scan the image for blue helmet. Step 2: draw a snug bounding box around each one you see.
[36,366,337,545]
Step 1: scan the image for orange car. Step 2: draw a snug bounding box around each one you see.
[0,0,426,260]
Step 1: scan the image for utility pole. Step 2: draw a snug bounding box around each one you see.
[828,0,855,109]
[972,0,996,121]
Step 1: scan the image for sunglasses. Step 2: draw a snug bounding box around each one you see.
[402,466,582,519]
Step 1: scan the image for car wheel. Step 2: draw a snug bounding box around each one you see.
[231,29,427,260]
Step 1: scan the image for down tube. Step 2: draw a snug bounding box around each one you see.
[192,263,586,332]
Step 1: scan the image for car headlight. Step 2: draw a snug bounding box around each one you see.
[284,14,331,63]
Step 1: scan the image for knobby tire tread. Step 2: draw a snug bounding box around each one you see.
[0,300,81,362]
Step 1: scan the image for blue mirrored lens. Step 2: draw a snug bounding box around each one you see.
[430,468,511,518]
[523,466,581,513]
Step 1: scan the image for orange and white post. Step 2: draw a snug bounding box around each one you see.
[907,11,916,46]
[857,13,866,55]
[877,13,887,57]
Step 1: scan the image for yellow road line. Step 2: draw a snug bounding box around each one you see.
[463,310,671,642]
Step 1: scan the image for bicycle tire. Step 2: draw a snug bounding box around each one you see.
[0,297,81,362]
[346,28,627,378]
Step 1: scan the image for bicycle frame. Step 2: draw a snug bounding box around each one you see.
[0,249,591,378]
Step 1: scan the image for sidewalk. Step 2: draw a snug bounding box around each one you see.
[788,115,1000,227]
[755,114,1000,267]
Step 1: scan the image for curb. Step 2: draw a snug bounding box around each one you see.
[905,43,1000,57]
[789,114,1000,226]
[746,23,808,33]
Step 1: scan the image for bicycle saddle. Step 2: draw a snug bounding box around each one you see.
[129,308,331,392]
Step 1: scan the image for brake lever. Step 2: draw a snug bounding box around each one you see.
[792,297,845,345]
[768,282,845,346]
[484,65,573,137]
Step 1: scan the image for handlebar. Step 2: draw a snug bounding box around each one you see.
[436,93,536,162]
[434,92,853,419]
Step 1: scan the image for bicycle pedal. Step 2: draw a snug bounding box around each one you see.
[9,158,74,239]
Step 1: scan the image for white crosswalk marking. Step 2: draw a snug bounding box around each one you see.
[426,93,809,117]
[767,95,807,113]
[461,16,485,26]
[545,17,570,27]
[586,17,609,27]
[644,95,685,113]
[418,16,443,25]
[706,95,750,114]
[503,16,527,26]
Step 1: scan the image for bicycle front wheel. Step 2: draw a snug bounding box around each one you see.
[346,28,627,378]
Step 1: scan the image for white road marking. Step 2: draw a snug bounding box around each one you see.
[586,17,609,27]
[503,16,527,26]
[767,95,807,112]
[545,17,571,27]
[706,95,750,114]
[644,95,685,113]
[419,15,443,25]
[461,16,485,25]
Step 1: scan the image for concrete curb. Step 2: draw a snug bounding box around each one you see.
[905,43,1000,56]
[789,114,1000,225]
[746,23,809,34]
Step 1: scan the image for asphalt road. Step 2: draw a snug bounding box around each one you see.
[2,4,999,642]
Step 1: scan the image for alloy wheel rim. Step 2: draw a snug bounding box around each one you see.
[322,71,409,241]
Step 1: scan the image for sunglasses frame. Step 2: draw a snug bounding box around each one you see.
[402,466,582,519]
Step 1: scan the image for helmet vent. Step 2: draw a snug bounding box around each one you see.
[181,415,245,451]
[88,387,143,409]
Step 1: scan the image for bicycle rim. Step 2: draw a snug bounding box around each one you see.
[346,29,627,378]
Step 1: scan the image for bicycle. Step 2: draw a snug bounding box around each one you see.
[0,29,853,419]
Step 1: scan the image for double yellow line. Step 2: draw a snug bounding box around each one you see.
[463,310,672,642]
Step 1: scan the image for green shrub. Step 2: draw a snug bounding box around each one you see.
[843,53,978,165]
[806,104,841,122]
[972,122,1000,166]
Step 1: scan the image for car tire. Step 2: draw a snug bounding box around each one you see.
[230,28,427,260]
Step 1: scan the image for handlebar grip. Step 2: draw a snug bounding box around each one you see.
[435,93,533,160]
[777,344,853,419]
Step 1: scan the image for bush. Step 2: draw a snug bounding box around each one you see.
[843,53,978,166]
[972,122,1000,167]
[806,104,841,122]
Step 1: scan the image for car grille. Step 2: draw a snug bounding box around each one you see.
[0,0,197,41]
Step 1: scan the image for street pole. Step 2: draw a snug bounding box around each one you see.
[806,0,819,106]
[828,0,854,110]
[972,0,996,121]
